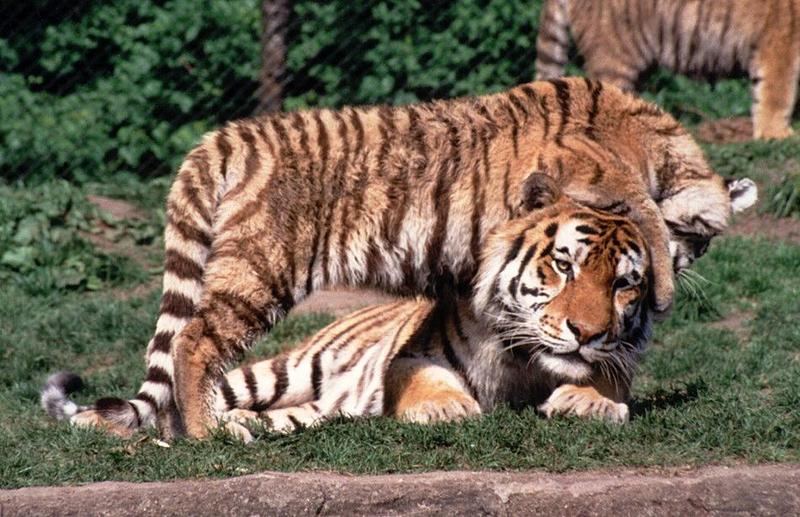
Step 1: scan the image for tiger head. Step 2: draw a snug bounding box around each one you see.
[645,119,759,275]
[659,173,757,273]
[473,174,651,383]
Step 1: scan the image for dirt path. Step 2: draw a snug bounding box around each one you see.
[2,463,797,516]
[729,212,800,244]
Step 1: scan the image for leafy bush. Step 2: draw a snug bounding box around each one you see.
[0,181,149,294]
[1,0,546,183]
[1,0,261,183]
[283,0,543,109]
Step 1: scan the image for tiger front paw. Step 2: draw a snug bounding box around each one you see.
[396,391,482,424]
[539,384,629,424]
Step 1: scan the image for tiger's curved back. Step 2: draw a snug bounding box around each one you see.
[535,0,800,139]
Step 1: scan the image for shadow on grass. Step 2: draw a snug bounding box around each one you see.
[629,379,708,417]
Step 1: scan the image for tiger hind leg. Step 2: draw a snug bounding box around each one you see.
[172,249,296,439]
[584,49,643,93]
[385,357,481,424]
[750,45,799,140]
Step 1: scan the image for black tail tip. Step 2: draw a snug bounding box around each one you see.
[95,397,132,413]
[45,372,85,394]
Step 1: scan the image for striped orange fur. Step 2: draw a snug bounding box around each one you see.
[208,190,651,440]
[42,78,755,439]
[535,0,800,139]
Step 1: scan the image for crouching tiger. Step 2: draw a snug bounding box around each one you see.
[46,177,653,440]
[42,77,756,439]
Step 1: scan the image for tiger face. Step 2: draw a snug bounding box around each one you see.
[474,175,651,382]
[661,177,757,273]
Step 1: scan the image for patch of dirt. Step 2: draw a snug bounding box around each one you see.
[728,212,800,244]
[84,196,156,266]
[2,464,798,516]
[86,195,146,221]
[709,309,754,340]
[695,116,753,144]
[294,288,400,317]
[83,355,120,376]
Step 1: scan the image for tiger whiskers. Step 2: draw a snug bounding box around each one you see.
[677,268,711,300]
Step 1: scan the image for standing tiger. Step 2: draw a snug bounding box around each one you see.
[535,0,800,140]
[45,179,652,440]
[43,78,755,440]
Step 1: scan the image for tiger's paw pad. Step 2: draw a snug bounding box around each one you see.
[539,385,629,424]
[398,392,482,424]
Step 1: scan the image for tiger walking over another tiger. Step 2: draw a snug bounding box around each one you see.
[42,78,756,439]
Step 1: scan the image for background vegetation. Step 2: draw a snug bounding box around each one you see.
[2,0,752,184]
[0,0,797,489]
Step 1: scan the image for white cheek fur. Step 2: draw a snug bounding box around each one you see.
[538,354,592,381]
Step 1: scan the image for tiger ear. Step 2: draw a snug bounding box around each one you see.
[725,177,758,213]
[519,172,561,214]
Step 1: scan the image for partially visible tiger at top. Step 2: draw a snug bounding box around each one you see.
[45,178,655,441]
[45,77,756,440]
[535,0,800,139]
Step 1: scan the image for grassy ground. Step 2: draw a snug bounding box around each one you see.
[2,85,800,489]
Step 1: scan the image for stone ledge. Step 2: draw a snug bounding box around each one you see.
[2,464,798,516]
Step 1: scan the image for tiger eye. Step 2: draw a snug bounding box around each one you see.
[554,259,572,274]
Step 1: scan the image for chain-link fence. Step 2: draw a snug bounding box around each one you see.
[1,0,559,184]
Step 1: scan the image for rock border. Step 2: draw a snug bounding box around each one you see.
[2,464,798,516]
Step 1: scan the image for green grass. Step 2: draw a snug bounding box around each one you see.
[2,127,800,490]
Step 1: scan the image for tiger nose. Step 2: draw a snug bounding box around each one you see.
[566,320,607,346]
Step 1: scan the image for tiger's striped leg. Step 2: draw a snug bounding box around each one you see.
[172,251,295,439]
[750,47,799,140]
[385,357,481,424]
[221,402,326,442]
[585,51,642,92]
[624,195,674,315]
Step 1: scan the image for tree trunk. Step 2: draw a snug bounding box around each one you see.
[255,0,289,114]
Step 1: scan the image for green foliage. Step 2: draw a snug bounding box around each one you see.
[762,172,800,218]
[1,0,548,182]
[640,69,751,125]
[1,0,261,183]
[1,0,764,184]
[0,180,150,294]
[284,0,542,109]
